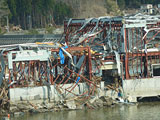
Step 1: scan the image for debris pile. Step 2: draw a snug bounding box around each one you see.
[0,80,9,115]
[9,95,117,115]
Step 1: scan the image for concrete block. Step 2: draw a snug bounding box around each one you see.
[34,95,41,100]
[66,100,76,109]
[123,78,160,102]
[9,83,89,103]
[1,117,10,120]
[100,81,104,90]
[14,112,24,117]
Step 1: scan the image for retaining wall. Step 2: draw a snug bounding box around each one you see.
[123,77,160,102]
[9,83,89,103]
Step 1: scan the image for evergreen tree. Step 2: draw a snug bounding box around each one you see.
[0,0,10,27]
[6,0,160,29]
[54,2,72,24]
[117,0,125,10]
[7,0,73,29]
[0,0,9,17]
[7,0,16,17]
[105,0,120,15]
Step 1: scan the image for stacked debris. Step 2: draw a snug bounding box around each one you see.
[0,80,9,115]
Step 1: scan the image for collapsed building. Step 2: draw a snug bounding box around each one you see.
[63,13,160,102]
[1,14,160,111]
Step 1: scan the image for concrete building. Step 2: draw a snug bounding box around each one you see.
[140,4,154,14]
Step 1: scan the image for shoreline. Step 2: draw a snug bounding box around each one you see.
[0,95,125,117]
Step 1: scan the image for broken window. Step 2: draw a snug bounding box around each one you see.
[152,64,160,77]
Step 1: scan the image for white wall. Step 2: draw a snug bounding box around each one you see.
[9,83,89,102]
[123,77,160,98]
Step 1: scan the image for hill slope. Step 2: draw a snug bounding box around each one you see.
[61,0,120,18]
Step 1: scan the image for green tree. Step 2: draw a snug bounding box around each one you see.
[31,0,43,28]
[54,2,73,25]
[0,0,10,18]
[117,0,125,10]
[7,0,16,17]
[7,0,73,29]
[105,0,120,15]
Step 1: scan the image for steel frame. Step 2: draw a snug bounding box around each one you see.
[63,15,160,80]
[4,46,101,99]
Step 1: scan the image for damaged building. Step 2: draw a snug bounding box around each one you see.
[63,13,160,102]
[1,13,160,112]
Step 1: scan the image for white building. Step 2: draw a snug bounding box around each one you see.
[140,4,153,14]
[141,4,153,9]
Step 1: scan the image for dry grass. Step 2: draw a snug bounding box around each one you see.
[62,0,111,18]
[77,0,108,18]
[78,3,108,18]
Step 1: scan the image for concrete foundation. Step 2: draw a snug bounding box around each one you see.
[9,78,160,103]
[123,77,160,102]
[9,83,88,103]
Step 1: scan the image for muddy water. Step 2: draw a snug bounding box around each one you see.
[10,102,160,120]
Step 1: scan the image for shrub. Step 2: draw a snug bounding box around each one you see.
[46,26,55,34]
[27,29,39,35]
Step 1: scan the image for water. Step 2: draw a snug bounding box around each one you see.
[8,102,160,120]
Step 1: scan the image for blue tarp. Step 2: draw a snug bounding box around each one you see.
[59,46,68,64]
[76,76,81,84]
[118,92,122,97]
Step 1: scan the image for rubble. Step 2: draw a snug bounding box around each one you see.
[14,112,24,117]
[7,95,117,115]
[65,100,77,109]
[1,117,10,120]
[100,96,113,106]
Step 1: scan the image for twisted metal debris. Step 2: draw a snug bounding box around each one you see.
[0,14,160,106]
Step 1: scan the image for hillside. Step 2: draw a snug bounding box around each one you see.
[61,0,120,18]
[2,0,119,29]
[61,0,109,18]
[0,0,160,30]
